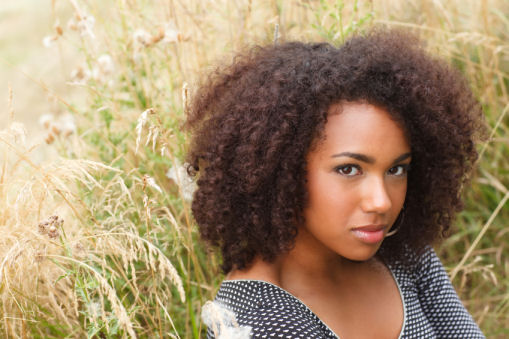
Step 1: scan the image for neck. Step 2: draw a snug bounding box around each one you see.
[227,227,372,290]
[276,228,365,289]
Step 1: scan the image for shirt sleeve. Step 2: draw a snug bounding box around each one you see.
[415,247,485,338]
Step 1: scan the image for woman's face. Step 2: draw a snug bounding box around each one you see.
[301,102,411,262]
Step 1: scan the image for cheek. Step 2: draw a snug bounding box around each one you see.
[388,180,408,214]
[305,172,355,222]
[396,180,408,202]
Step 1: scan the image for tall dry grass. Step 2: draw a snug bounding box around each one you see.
[1,97,185,338]
[0,0,508,337]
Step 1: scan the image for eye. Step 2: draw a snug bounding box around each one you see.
[335,164,362,177]
[388,164,410,176]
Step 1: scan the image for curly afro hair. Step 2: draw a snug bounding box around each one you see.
[185,28,485,273]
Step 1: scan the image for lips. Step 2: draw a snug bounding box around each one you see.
[351,224,387,244]
[352,224,386,232]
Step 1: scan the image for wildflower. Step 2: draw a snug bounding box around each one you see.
[59,113,77,136]
[42,35,58,48]
[132,27,168,49]
[77,15,95,38]
[70,65,88,83]
[162,25,182,43]
[38,114,54,129]
[97,54,114,75]
[40,113,76,142]
[88,301,102,319]
[67,17,78,31]
[133,28,151,46]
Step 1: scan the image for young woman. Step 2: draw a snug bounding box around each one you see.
[186,28,486,338]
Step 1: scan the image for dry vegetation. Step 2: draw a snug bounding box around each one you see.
[0,0,508,337]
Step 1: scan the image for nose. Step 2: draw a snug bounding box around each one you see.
[361,176,392,214]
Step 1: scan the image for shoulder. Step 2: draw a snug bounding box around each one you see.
[385,246,453,299]
[203,280,332,338]
[408,246,449,284]
[386,246,443,276]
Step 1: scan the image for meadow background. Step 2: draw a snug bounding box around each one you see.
[0,0,508,337]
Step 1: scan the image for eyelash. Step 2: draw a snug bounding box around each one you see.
[334,164,411,177]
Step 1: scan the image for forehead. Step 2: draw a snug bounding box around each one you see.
[312,102,410,157]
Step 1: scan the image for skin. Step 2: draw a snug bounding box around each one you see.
[228,102,411,338]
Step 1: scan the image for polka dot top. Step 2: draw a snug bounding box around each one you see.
[204,248,485,338]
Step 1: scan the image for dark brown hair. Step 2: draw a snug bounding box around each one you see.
[185,28,484,273]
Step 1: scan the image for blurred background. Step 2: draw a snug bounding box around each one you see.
[0,0,508,337]
[1,1,75,131]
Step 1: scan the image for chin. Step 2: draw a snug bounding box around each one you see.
[344,247,381,262]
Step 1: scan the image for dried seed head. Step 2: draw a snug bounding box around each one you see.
[49,215,64,228]
[51,124,62,136]
[133,28,151,46]
[97,54,114,75]
[182,82,189,114]
[9,122,27,145]
[70,66,86,81]
[76,15,95,38]
[67,17,78,31]
[201,301,251,338]
[73,242,86,259]
[35,250,45,263]
[48,226,59,239]
[38,221,49,234]
[41,114,76,141]
[59,114,76,136]
[166,161,196,201]
[143,175,163,193]
[45,133,55,144]
[149,27,165,45]
[54,20,63,36]
[163,26,183,43]
[37,215,63,238]
[39,114,54,129]
[135,108,155,154]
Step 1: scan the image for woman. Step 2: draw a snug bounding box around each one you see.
[186,28,486,338]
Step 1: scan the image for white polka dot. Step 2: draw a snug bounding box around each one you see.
[205,248,485,338]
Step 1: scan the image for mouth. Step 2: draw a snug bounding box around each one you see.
[350,224,387,244]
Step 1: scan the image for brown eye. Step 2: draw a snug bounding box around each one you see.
[335,165,361,176]
[388,165,409,176]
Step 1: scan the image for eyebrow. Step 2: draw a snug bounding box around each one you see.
[331,152,412,165]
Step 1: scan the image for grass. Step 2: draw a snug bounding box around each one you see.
[0,0,508,337]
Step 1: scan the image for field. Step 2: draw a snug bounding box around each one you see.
[0,0,508,338]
